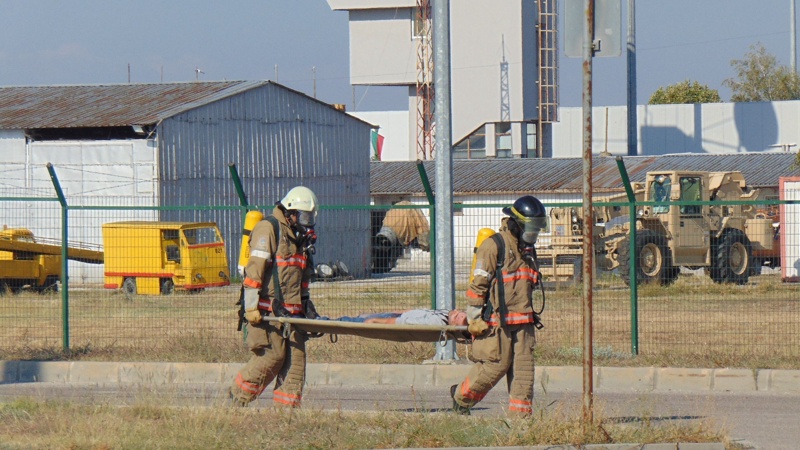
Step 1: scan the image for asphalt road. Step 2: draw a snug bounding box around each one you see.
[1,382,798,449]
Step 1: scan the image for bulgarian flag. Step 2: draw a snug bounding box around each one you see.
[371,129,384,161]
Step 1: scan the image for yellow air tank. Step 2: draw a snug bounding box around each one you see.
[238,210,264,277]
[469,228,497,285]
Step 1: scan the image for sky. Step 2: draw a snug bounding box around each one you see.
[0,1,797,110]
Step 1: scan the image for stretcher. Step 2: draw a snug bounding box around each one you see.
[261,316,470,343]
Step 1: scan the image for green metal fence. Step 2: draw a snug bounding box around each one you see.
[1,181,799,368]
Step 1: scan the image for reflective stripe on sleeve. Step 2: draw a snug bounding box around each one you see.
[250,249,271,260]
[243,277,261,289]
[473,268,490,278]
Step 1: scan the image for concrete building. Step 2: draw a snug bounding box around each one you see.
[329,2,800,162]
[0,81,374,283]
[329,0,558,160]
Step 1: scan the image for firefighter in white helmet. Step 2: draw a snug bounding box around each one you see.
[450,195,547,417]
[230,186,321,408]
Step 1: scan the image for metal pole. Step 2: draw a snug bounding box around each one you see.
[581,0,595,425]
[46,163,70,352]
[792,0,797,73]
[432,0,456,361]
[626,0,637,156]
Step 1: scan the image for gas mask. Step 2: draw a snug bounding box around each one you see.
[291,210,317,255]
[508,217,543,258]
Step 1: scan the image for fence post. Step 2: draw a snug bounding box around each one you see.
[416,160,437,309]
[45,163,70,352]
[614,157,638,355]
[228,163,251,342]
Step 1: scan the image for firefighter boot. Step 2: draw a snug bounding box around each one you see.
[450,384,471,415]
[228,388,249,408]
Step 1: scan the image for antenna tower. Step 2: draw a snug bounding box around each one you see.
[416,0,435,160]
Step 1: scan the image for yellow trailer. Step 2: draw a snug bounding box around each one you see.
[0,227,104,294]
[102,221,230,296]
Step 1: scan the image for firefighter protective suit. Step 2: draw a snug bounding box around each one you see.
[452,217,540,417]
[230,204,317,408]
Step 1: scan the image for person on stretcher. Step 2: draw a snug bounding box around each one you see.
[332,309,468,326]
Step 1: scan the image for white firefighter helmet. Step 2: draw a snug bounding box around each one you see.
[281,186,318,227]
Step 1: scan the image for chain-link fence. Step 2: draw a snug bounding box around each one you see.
[1,191,799,367]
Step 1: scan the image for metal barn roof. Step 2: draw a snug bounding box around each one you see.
[370,153,800,196]
[0,81,272,129]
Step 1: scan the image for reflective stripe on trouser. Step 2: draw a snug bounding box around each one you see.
[453,323,536,416]
[230,321,307,407]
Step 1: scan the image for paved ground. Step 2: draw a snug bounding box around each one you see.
[1,361,799,449]
[1,382,798,449]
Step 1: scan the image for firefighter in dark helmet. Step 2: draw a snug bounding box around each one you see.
[451,195,547,416]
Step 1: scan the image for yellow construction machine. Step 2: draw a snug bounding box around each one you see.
[0,226,104,294]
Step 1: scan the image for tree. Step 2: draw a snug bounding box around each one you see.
[724,43,800,102]
[648,80,722,105]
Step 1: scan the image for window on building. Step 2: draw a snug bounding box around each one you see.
[453,125,486,159]
[496,122,512,158]
[526,123,537,157]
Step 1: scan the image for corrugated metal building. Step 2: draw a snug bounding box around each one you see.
[0,81,374,280]
[370,153,800,257]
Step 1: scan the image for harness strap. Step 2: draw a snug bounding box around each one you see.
[490,233,507,326]
[264,216,283,305]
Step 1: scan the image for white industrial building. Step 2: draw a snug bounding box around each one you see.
[0,81,374,283]
[328,1,800,161]
[328,0,558,160]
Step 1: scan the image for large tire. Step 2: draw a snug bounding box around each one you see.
[122,277,137,298]
[619,230,675,286]
[160,278,175,296]
[710,230,751,285]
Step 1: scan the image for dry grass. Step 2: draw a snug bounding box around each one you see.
[1,271,799,370]
[0,396,728,449]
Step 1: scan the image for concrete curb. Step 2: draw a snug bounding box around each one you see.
[411,446,725,450]
[1,360,799,394]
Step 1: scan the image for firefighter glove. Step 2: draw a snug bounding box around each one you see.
[466,305,489,336]
[468,318,489,336]
[302,297,320,320]
[243,288,262,325]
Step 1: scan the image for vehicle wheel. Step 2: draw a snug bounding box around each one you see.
[619,230,673,286]
[160,278,175,296]
[37,276,59,294]
[122,277,137,298]
[749,258,763,276]
[711,230,751,285]
[371,253,392,273]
